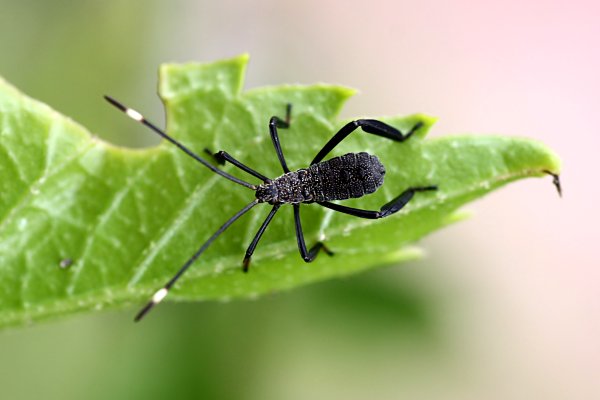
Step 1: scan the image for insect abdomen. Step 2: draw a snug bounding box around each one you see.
[256,152,385,204]
[309,152,385,202]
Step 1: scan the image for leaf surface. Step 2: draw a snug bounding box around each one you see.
[0,55,561,327]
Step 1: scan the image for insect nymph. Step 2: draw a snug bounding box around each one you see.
[104,96,437,321]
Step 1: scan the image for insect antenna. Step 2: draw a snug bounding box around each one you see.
[135,199,259,322]
[104,95,256,190]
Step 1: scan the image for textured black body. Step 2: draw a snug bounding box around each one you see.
[256,152,385,204]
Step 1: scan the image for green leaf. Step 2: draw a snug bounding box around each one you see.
[0,54,561,327]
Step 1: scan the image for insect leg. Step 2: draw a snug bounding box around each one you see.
[242,204,281,272]
[293,204,334,262]
[204,149,269,182]
[317,186,437,219]
[311,119,423,165]
[269,104,292,173]
[134,200,259,322]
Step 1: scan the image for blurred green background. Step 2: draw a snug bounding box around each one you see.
[0,1,597,399]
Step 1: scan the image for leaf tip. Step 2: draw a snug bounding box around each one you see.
[543,170,562,197]
[526,142,562,196]
[158,54,250,101]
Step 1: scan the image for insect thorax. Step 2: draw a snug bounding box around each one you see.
[256,152,385,204]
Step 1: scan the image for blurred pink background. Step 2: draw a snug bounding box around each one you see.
[0,1,597,399]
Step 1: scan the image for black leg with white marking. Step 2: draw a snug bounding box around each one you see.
[134,200,259,322]
[104,95,256,190]
[311,120,423,165]
[293,204,334,262]
[269,104,292,173]
[243,204,281,272]
[317,186,437,219]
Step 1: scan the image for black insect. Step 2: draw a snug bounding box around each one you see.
[104,96,437,321]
